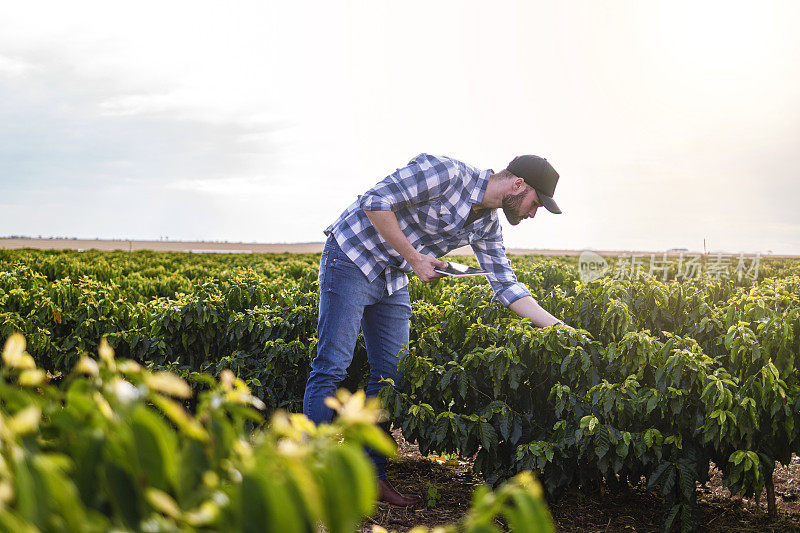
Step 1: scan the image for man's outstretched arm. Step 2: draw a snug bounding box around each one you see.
[508,296,563,327]
[364,210,447,283]
[470,221,567,328]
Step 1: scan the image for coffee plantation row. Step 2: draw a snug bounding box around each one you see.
[1,248,799,532]
[0,333,553,532]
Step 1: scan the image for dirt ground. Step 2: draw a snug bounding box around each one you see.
[362,431,800,532]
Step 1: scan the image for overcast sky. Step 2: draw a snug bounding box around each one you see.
[1,1,798,253]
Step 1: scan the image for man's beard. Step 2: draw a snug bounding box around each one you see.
[502,190,526,226]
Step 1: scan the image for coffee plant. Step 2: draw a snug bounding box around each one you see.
[1,248,798,531]
[0,333,554,532]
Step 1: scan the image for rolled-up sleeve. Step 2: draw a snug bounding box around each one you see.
[471,221,531,307]
[358,153,455,212]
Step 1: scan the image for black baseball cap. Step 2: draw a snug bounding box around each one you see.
[506,155,562,214]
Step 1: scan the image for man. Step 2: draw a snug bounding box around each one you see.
[303,153,567,505]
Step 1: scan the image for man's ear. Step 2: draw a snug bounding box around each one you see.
[512,177,526,193]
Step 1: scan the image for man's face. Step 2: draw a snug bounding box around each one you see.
[502,184,541,226]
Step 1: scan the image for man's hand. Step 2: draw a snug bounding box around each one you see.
[410,254,448,283]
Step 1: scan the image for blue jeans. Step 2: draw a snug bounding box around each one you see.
[303,235,412,480]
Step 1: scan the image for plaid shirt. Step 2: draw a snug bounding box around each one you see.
[324,153,532,307]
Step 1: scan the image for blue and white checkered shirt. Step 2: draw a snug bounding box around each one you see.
[324,153,532,307]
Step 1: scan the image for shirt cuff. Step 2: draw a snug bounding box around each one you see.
[492,283,531,308]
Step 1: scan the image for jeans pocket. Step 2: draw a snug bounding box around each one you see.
[321,252,360,293]
[326,258,369,298]
[330,251,364,275]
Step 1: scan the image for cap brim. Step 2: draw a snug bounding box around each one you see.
[537,191,562,214]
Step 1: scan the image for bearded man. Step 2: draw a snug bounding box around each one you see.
[303,154,567,505]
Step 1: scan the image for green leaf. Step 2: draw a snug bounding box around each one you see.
[644,428,662,448]
[615,441,629,459]
[478,421,499,451]
[30,453,88,533]
[177,439,209,503]
[648,460,672,489]
[149,393,209,442]
[105,461,141,528]
[511,418,523,444]
[457,372,468,399]
[0,509,39,533]
[595,426,610,460]
[663,465,677,494]
[663,503,681,533]
[241,467,304,533]
[504,491,556,533]
[130,405,178,491]
[73,429,106,507]
[498,413,512,442]
[319,445,376,533]
[677,461,696,501]
[435,416,450,444]
[358,424,398,458]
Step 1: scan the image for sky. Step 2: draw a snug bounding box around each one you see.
[1,1,799,254]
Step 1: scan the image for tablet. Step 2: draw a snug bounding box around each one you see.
[434,262,489,277]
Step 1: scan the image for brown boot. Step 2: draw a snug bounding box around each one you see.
[377,479,422,506]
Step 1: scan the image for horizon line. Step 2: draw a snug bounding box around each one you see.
[1,237,796,258]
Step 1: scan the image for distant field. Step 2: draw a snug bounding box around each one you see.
[0,238,325,254]
[3,237,791,258]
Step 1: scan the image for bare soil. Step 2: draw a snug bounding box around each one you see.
[362,431,800,532]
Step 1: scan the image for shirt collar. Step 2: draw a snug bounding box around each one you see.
[469,168,493,206]
[454,167,494,231]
